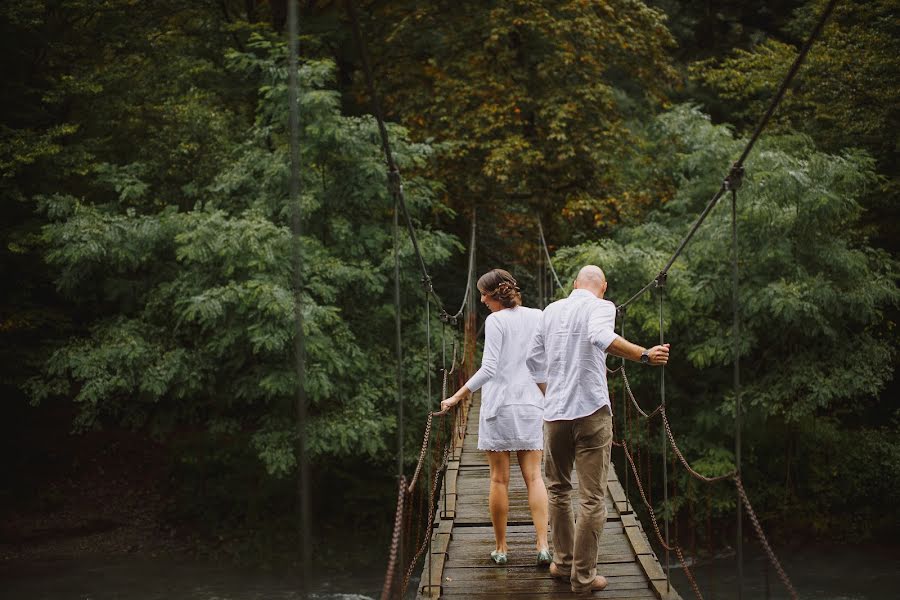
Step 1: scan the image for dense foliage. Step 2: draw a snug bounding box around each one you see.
[2,0,897,556]
[556,105,899,539]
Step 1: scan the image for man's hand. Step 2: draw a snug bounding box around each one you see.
[646,343,670,366]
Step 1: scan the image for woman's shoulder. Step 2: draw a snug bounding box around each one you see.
[517,305,543,318]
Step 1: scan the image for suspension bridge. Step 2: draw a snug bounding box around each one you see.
[284,1,843,598]
[415,392,683,600]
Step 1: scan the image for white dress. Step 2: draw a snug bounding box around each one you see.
[464,306,545,452]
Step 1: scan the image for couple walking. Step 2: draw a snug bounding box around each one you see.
[440,266,669,594]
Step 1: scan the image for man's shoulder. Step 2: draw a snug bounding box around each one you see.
[541,298,566,316]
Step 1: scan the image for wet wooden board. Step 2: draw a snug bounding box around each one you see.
[417,394,681,599]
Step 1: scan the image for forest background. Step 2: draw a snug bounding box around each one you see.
[1,0,897,575]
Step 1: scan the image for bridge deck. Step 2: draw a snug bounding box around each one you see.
[417,394,680,599]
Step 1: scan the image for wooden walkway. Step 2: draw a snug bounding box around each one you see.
[417,394,681,599]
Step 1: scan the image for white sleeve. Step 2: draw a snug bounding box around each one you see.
[525,312,547,384]
[464,314,502,392]
[588,300,619,351]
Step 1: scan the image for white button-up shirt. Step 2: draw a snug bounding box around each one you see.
[526,289,619,421]
[465,306,544,419]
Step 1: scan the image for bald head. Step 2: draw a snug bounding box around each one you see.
[574,265,608,298]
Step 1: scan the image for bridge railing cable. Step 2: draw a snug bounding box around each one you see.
[345,0,476,325]
[537,216,565,293]
[607,3,837,598]
[614,366,799,600]
[617,0,839,312]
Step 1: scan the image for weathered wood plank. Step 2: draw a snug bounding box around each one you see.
[417,393,680,599]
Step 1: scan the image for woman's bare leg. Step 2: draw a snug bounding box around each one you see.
[486,450,511,553]
[517,449,550,551]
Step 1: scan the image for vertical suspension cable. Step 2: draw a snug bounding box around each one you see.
[732,188,743,598]
[286,2,311,591]
[393,202,404,574]
[659,283,670,593]
[424,294,433,595]
[536,216,564,292]
[620,312,630,513]
[537,234,544,308]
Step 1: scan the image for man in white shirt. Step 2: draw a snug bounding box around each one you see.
[526,265,669,593]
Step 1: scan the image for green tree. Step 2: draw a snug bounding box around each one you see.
[354,0,678,274]
[27,34,459,535]
[690,0,900,249]
[558,104,899,538]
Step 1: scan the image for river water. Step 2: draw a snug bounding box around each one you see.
[668,543,900,600]
[1,543,897,599]
[0,556,384,600]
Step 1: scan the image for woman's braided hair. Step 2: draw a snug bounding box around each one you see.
[477,268,521,308]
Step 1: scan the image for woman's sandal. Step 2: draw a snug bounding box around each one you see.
[537,548,552,566]
[490,549,508,565]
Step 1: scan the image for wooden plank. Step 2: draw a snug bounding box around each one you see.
[418,393,679,600]
[420,521,452,599]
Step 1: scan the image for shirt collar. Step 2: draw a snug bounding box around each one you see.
[569,288,597,299]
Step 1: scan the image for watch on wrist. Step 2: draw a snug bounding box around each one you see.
[640,349,650,364]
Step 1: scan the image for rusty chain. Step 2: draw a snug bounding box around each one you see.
[735,476,799,600]
[621,367,663,418]
[621,441,704,600]
[660,406,736,484]
[379,475,407,600]
[401,441,452,596]
[407,411,436,493]
[614,362,799,598]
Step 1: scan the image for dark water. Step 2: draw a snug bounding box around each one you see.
[1,544,897,599]
[668,544,900,600]
[0,557,383,600]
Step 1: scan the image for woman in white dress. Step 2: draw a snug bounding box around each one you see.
[440,269,550,566]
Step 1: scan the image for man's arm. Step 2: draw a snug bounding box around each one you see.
[588,300,670,366]
[607,337,670,366]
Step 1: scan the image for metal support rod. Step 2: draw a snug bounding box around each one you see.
[537,216,564,292]
[620,315,629,513]
[287,3,311,594]
[424,296,433,596]
[659,286,670,594]
[732,189,743,599]
[393,202,404,573]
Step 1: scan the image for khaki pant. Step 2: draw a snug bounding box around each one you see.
[544,406,612,592]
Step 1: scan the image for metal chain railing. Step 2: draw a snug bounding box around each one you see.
[614,366,799,599]
[401,441,452,595]
[379,475,407,600]
[407,411,435,493]
[735,476,799,600]
[621,367,663,419]
[621,441,705,600]
[660,406,736,484]
[345,0,841,596]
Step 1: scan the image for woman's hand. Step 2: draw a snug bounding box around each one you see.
[438,393,463,415]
